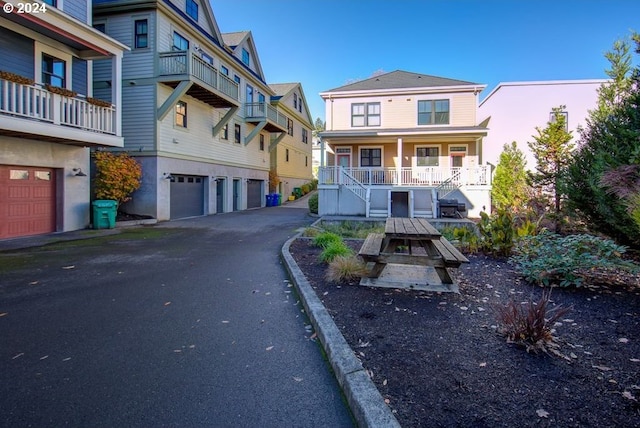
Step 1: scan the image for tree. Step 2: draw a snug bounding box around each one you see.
[93,151,142,209]
[527,106,574,232]
[565,32,640,246]
[491,141,528,212]
[312,117,325,139]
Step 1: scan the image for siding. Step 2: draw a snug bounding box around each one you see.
[0,26,34,79]
[122,85,156,151]
[63,0,87,23]
[72,57,87,96]
[107,13,156,79]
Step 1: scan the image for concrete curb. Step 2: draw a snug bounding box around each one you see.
[281,223,401,428]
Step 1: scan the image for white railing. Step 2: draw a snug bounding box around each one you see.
[318,166,491,187]
[245,102,289,129]
[0,78,116,135]
[158,50,240,101]
[341,169,368,201]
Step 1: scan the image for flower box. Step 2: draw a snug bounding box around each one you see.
[44,84,78,98]
[86,97,112,108]
[0,70,35,85]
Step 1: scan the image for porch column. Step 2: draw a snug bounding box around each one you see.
[396,138,402,185]
[111,52,123,137]
[320,138,325,167]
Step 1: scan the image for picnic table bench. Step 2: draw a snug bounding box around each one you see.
[358,217,468,291]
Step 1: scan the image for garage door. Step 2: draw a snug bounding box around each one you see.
[247,179,262,209]
[0,165,56,239]
[170,174,204,219]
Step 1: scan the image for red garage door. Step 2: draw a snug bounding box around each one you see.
[0,165,56,239]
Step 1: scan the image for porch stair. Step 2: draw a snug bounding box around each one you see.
[436,174,461,199]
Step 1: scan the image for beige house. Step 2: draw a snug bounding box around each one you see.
[318,70,491,218]
[269,83,314,198]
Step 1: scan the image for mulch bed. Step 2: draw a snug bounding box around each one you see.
[289,238,640,428]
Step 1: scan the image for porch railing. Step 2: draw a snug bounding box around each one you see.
[158,50,240,101]
[318,166,491,187]
[0,78,116,134]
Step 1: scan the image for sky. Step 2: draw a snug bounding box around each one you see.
[211,0,640,123]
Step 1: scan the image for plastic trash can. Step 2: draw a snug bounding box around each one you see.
[92,200,117,229]
[275,194,281,206]
[265,194,273,207]
[293,187,302,199]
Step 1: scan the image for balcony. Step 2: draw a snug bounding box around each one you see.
[318,166,491,187]
[245,102,289,133]
[158,50,240,108]
[0,77,122,147]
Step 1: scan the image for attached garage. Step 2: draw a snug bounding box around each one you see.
[247,179,263,209]
[170,174,204,219]
[0,165,56,239]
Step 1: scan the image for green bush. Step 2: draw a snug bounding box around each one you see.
[301,184,310,194]
[308,193,318,214]
[511,231,638,287]
[478,210,515,256]
[319,241,353,263]
[312,231,342,249]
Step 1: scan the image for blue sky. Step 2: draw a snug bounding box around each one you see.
[212,0,639,122]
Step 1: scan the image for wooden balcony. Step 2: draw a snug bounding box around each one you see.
[158,50,240,108]
[244,102,289,133]
[0,78,123,147]
[318,166,491,187]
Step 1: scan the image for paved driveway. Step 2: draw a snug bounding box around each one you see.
[0,205,354,427]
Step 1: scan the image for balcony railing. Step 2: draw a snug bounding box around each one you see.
[245,102,289,129]
[158,50,239,101]
[319,166,491,187]
[0,78,116,135]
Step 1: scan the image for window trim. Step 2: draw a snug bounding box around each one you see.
[417,99,450,125]
[359,146,383,168]
[185,0,198,21]
[302,128,308,144]
[234,123,241,144]
[351,102,381,127]
[415,145,441,167]
[259,134,264,151]
[172,31,189,51]
[175,100,187,128]
[241,48,250,66]
[134,19,148,49]
[35,42,72,88]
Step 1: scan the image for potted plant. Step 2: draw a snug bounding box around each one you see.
[44,84,78,98]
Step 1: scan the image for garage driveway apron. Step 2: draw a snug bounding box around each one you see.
[0,205,354,427]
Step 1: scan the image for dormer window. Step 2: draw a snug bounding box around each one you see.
[241,48,250,66]
[186,0,198,21]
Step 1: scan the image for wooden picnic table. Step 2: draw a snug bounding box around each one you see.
[359,217,469,291]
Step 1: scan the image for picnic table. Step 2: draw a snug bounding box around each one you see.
[358,217,469,292]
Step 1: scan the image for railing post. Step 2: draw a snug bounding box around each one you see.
[52,94,61,125]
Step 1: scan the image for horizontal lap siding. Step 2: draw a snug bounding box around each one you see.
[0,27,34,79]
[72,58,87,96]
[122,85,156,151]
[111,14,156,79]
[63,0,87,23]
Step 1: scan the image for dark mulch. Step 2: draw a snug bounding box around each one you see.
[289,238,640,428]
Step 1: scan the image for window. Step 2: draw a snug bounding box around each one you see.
[286,148,290,162]
[298,98,303,113]
[186,0,198,21]
[42,54,65,87]
[351,102,380,127]
[134,20,148,49]
[293,93,297,109]
[221,65,229,76]
[201,52,213,64]
[175,101,187,127]
[42,0,56,6]
[302,129,308,144]
[258,93,265,103]
[234,124,241,144]
[416,147,439,167]
[94,23,106,33]
[172,32,189,51]
[234,75,240,85]
[242,48,250,66]
[361,148,381,167]
[259,134,264,151]
[221,123,228,140]
[418,99,449,125]
[246,84,253,103]
[305,156,308,167]
[287,119,293,136]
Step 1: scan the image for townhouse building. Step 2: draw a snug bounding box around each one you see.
[0,0,127,239]
[92,0,312,220]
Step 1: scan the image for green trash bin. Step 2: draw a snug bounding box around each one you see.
[92,200,117,229]
[293,187,302,199]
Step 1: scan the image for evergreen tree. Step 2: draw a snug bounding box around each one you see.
[528,106,574,232]
[491,142,528,212]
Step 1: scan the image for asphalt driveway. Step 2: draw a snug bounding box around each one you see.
[0,205,354,427]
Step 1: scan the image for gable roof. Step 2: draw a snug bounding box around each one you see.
[325,70,480,92]
[221,31,266,82]
[269,82,314,127]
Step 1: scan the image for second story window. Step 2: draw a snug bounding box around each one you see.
[242,48,250,66]
[42,54,65,87]
[351,102,380,127]
[418,99,450,125]
[173,32,189,51]
[234,124,241,144]
[287,119,293,136]
[221,65,229,76]
[175,101,187,127]
[186,0,198,21]
[221,123,228,140]
[286,149,290,162]
[259,134,264,151]
[42,0,56,7]
[302,129,308,144]
[134,20,148,49]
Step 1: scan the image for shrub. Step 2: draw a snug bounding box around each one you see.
[302,227,321,237]
[312,231,342,249]
[308,193,318,214]
[326,255,368,283]
[93,151,142,209]
[319,241,353,263]
[301,183,310,194]
[511,231,638,287]
[478,210,515,256]
[495,290,572,355]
